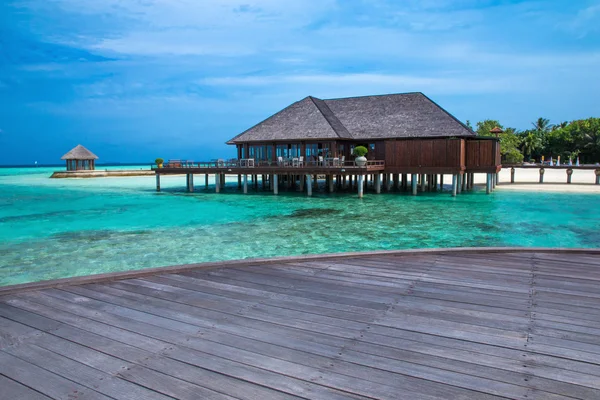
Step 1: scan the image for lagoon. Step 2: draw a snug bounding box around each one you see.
[0,166,599,286]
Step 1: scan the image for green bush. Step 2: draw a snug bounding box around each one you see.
[352,146,368,157]
[503,148,523,164]
[155,158,164,165]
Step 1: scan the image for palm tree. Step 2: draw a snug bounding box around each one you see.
[532,117,552,132]
[522,132,542,160]
[552,121,568,130]
[583,130,600,161]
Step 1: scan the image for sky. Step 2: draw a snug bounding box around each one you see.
[1,0,599,165]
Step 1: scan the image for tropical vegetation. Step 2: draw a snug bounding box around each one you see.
[468,117,600,164]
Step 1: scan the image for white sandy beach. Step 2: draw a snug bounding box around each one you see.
[469,167,600,193]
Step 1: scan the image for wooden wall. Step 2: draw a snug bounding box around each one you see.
[465,140,500,169]
[384,139,465,172]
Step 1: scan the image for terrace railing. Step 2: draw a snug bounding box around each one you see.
[157,159,385,169]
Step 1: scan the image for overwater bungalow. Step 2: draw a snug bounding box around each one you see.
[61,144,98,171]
[155,92,501,196]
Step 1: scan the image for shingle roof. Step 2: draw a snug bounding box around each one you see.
[60,145,99,160]
[227,92,475,144]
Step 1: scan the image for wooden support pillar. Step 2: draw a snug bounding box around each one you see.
[215,173,220,193]
[205,174,209,188]
[486,173,491,194]
[393,174,399,190]
[461,173,466,192]
[457,174,462,194]
[439,174,444,191]
[539,168,545,183]
[452,174,457,197]
[348,174,353,189]
[273,174,278,195]
[306,174,313,196]
[510,168,515,183]
[314,174,318,189]
[238,174,242,189]
[375,173,381,194]
[358,175,364,198]
[269,174,274,190]
[220,173,225,187]
[300,175,305,191]
[156,173,161,192]
[566,168,573,184]
[432,175,438,191]
[328,175,334,193]
[411,174,417,195]
[492,173,496,189]
[189,174,194,192]
[243,174,248,194]
[420,174,426,192]
[343,175,347,189]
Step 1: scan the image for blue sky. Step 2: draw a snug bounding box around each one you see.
[1,0,599,165]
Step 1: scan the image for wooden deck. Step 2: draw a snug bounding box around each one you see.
[1,250,599,399]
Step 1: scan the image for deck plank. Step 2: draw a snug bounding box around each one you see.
[1,251,599,399]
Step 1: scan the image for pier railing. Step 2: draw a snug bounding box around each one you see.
[156,159,385,169]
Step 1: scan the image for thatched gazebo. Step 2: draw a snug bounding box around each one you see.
[61,145,99,171]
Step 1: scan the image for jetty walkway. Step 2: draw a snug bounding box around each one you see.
[1,248,599,399]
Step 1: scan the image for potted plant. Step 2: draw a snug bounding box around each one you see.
[155,158,164,168]
[353,146,368,166]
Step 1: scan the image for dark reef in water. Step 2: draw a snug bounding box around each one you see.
[52,229,152,243]
[289,208,342,218]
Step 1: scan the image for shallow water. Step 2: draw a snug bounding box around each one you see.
[0,166,599,286]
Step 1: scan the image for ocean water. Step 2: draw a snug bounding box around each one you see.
[0,166,599,286]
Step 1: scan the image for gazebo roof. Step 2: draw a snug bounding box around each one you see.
[490,127,504,134]
[60,145,99,160]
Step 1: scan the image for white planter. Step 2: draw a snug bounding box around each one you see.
[355,156,367,167]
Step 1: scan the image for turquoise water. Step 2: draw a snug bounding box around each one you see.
[0,166,599,286]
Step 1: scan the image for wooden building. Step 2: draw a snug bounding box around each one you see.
[60,145,98,171]
[155,92,501,197]
[227,92,501,193]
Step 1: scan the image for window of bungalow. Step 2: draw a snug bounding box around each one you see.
[317,143,331,158]
[305,143,318,162]
[337,143,345,158]
[290,143,301,158]
[276,144,288,158]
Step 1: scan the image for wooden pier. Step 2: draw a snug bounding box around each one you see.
[1,249,599,399]
[152,160,496,198]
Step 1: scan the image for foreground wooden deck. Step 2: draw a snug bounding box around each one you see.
[1,250,599,399]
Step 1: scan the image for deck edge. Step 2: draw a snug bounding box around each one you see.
[1,247,599,296]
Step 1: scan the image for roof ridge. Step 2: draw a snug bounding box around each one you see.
[309,96,353,139]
